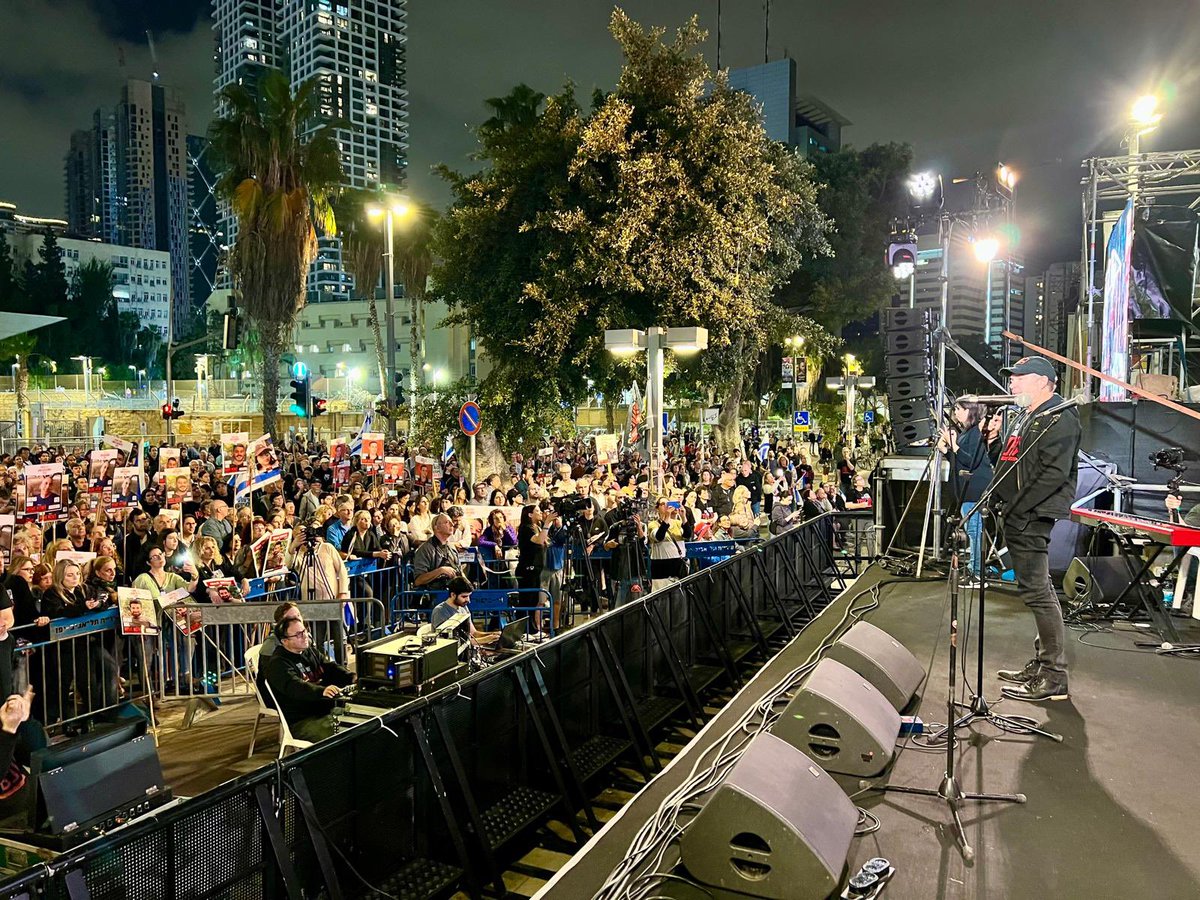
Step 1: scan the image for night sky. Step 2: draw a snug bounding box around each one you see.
[3,0,1199,271]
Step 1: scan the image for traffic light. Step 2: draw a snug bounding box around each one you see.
[289,375,311,417]
[161,402,172,420]
[887,237,918,279]
[170,398,185,420]
[312,396,328,417]
[222,311,241,351]
[394,370,407,407]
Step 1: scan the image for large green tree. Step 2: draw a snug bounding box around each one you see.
[209,69,346,438]
[435,11,830,456]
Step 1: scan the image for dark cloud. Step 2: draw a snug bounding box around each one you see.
[4,0,1200,275]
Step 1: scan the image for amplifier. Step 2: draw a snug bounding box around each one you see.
[12,789,177,852]
[358,633,460,690]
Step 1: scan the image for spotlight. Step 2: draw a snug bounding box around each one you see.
[908,172,938,202]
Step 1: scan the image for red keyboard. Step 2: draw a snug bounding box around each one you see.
[1070,507,1200,547]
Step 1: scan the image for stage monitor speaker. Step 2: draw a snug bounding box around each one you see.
[826,622,925,711]
[885,352,932,380]
[772,659,900,777]
[886,376,928,402]
[679,733,856,900]
[1063,555,1151,610]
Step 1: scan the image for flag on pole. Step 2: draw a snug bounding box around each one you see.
[442,436,456,464]
[350,407,375,456]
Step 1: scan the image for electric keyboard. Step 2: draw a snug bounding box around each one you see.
[1070,507,1200,548]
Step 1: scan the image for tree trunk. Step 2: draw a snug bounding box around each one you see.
[475,429,507,483]
[15,363,29,440]
[258,322,285,441]
[713,338,746,454]
[366,292,387,404]
[605,400,617,434]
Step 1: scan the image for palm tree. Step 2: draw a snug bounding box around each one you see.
[209,69,346,438]
[332,188,388,399]
[395,200,438,428]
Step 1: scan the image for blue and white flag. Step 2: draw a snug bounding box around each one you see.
[758,439,771,462]
[228,469,251,505]
[442,436,456,464]
[350,407,375,456]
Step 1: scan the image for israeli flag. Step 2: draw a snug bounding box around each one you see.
[758,439,771,462]
[442,436,456,464]
[228,469,251,505]
[349,407,375,456]
[343,600,357,628]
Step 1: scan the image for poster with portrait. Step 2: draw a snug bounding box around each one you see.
[593,433,618,465]
[221,432,250,475]
[165,467,191,506]
[330,438,348,464]
[23,463,64,519]
[202,577,245,604]
[88,449,118,493]
[158,447,181,471]
[104,435,140,471]
[259,529,291,579]
[414,456,436,486]
[109,467,141,510]
[383,457,406,483]
[248,434,281,489]
[361,432,385,465]
[0,514,14,569]
[118,586,160,636]
[333,461,350,487]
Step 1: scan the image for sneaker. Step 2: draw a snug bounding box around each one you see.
[1001,674,1069,702]
[997,659,1040,684]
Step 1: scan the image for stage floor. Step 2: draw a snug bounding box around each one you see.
[537,565,1200,899]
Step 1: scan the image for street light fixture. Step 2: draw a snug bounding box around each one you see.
[908,171,939,202]
[972,237,1000,263]
[367,194,414,437]
[1130,93,1161,132]
[605,325,708,494]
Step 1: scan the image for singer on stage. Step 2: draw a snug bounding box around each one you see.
[988,356,1081,703]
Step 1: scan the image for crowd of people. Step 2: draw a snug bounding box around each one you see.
[0,427,871,727]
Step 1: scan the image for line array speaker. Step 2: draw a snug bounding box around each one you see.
[679,733,857,900]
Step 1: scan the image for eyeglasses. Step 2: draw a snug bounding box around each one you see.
[284,628,308,640]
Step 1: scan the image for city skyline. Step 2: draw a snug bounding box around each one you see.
[2,0,1200,274]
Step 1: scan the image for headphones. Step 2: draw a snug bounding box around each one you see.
[275,616,300,641]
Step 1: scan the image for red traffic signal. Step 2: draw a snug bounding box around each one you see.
[161,402,173,420]
[312,396,328,417]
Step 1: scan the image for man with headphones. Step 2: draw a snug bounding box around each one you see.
[262,613,355,741]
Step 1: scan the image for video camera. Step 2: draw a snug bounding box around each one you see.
[551,492,593,519]
[1149,447,1186,474]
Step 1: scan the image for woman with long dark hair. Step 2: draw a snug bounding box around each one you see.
[938,400,993,580]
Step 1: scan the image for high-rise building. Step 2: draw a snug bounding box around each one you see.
[64,80,191,335]
[1024,261,1080,357]
[211,0,410,302]
[726,57,848,157]
[187,135,221,315]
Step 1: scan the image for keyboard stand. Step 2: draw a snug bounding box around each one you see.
[1100,532,1181,643]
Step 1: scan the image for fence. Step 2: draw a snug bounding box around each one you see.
[0,516,845,899]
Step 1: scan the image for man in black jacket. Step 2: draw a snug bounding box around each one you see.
[989,357,1080,702]
[263,615,355,741]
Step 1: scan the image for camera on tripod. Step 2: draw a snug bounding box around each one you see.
[550,492,592,522]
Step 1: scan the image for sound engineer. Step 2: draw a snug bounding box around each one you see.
[430,576,499,648]
[262,615,355,741]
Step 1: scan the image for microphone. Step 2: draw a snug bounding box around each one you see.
[958,394,1028,406]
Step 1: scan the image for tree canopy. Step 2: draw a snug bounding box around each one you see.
[434,10,832,454]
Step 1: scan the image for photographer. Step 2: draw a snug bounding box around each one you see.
[604,503,647,607]
[286,520,350,603]
[516,504,562,635]
[648,497,686,593]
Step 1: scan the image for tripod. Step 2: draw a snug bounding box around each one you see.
[868,522,1026,862]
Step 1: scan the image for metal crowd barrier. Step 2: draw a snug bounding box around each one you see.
[11,610,148,735]
[0,517,847,899]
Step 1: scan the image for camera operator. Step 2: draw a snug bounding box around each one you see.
[516,504,563,635]
[1164,493,1200,526]
[649,497,686,593]
[604,501,647,607]
[286,520,350,603]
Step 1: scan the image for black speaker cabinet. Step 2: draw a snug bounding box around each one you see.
[885,376,928,402]
[1063,555,1152,609]
[893,418,935,448]
[888,397,929,424]
[884,307,938,332]
[826,621,925,711]
[885,331,930,355]
[885,352,932,379]
[772,659,900,777]
[680,733,856,900]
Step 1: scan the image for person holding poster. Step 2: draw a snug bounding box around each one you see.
[88,450,118,491]
[330,439,348,464]
[249,435,282,489]
[383,457,405,483]
[166,468,191,507]
[361,433,384,464]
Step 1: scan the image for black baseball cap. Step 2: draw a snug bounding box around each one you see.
[1000,356,1057,381]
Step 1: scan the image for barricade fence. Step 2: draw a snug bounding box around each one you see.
[0,516,845,899]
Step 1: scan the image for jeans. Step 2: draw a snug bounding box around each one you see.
[961,502,984,577]
[1004,516,1067,679]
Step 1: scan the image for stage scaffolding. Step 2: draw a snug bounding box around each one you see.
[1078,148,1200,399]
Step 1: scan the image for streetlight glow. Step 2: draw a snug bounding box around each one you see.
[1131,94,1161,127]
[973,237,1000,263]
[908,171,938,201]
[892,261,915,280]
[997,164,1018,190]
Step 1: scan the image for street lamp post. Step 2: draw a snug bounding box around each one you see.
[72,355,94,405]
[784,334,803,447]
[368,197,412,438]
[606,326,708,494]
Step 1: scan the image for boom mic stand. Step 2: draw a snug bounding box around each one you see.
[865,519,1026,863]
